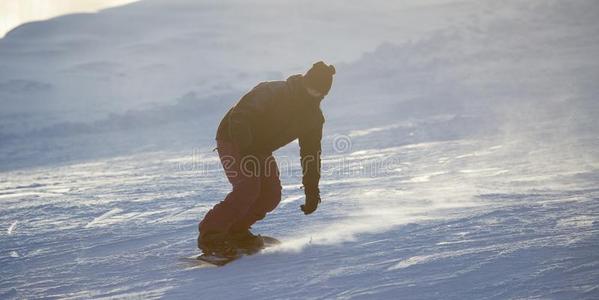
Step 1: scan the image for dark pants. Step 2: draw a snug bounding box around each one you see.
[198,139,282,238]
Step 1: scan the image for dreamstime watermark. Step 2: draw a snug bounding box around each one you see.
[332,134,352,154]
[176,135,400,179]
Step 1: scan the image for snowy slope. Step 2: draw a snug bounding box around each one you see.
[1,0,599,299]
[1,123,598,299]
[0,0,514,170]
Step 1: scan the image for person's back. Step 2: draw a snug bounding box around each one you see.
[198,61,336,255]
[216,74,325,156]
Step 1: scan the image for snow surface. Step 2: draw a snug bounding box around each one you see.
[1,0,599,299]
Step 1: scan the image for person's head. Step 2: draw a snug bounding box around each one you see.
[303,61,336,100]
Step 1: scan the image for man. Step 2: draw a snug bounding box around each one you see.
[198,61,336,255]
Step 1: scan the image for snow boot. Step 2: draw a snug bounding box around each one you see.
[228,229,265,251]
[198,231,237,256]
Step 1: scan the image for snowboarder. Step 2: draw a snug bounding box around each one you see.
[198,61,336,255]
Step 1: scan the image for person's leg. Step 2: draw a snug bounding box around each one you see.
[228,154,282,233]
[198,139,261,239]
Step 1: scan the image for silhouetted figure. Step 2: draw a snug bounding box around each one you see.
[198,61,336,255]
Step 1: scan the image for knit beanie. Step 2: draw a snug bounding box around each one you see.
[304,61,336,95]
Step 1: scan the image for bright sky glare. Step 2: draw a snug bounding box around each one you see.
[0,0,140,38]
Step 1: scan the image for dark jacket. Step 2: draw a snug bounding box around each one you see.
[216,74,324,192]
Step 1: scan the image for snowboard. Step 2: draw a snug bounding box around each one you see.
[181,236,281,268]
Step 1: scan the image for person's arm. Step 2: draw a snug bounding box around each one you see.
[298,119,324,215]
[228,84,271,155]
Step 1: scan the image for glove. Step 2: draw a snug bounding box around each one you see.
[300,187,321,215]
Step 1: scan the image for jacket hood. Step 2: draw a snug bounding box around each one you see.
[286,74,322,105]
